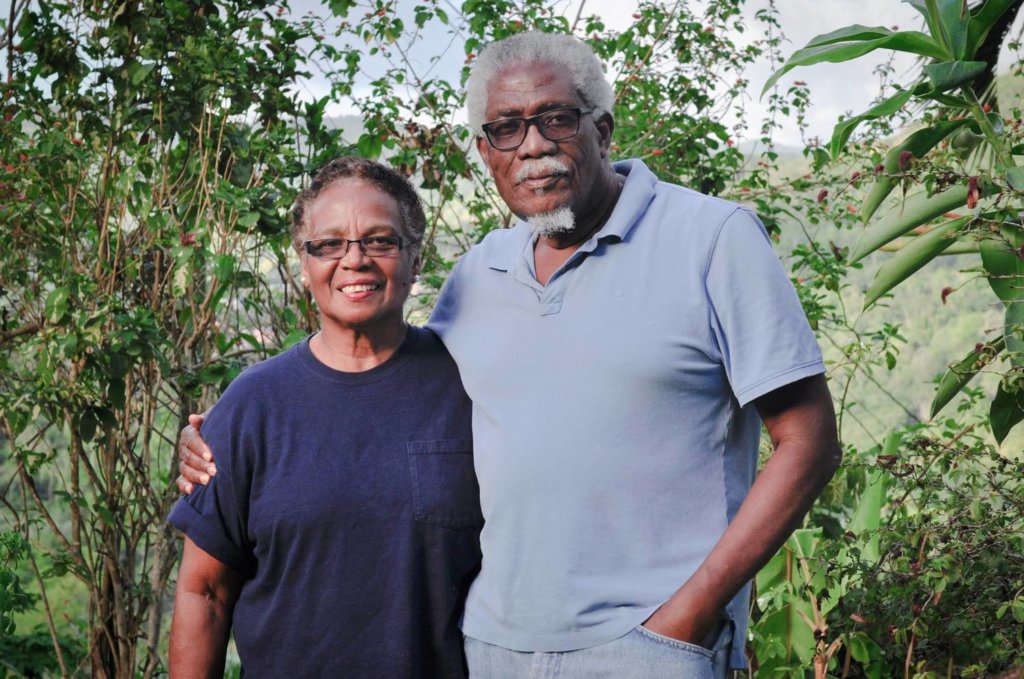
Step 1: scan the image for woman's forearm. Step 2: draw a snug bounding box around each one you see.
[170,539,243,678]
[169,590,234,678]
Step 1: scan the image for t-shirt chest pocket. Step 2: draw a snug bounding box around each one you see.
[407,439,483,529]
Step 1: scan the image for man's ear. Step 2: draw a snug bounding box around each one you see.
[476,135,492,172]
[595,111,615,158]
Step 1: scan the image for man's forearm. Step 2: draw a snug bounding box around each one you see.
[644,375,841,645]
[169,591,234,679]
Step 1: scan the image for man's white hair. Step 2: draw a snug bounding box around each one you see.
[466,32,614,135]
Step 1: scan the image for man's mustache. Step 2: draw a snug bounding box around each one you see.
[514,158,570,184]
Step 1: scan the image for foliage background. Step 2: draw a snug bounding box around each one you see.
[0,0,1021,677]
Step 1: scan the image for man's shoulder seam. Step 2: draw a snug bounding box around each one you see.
[702,205,749,281]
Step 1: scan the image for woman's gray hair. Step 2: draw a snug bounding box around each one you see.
[465,32,614,135]
[290,157,427,257]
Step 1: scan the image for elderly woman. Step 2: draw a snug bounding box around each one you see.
[168,157,482,678]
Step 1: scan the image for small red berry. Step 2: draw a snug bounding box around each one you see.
[650,149,663,156]
[816,188,828,204]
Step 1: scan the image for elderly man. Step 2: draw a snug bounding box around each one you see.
[179,31,840,677]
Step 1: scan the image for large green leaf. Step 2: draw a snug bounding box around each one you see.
[930,336,1006,418]
[906,0,948,50]
[806,25,904,48]
[850,185,971,263]
[923,60,987,92]
[763,31,947,95]
[848,465,892,562]
[830,90,915,160]
[979,225,1024,304]
[932,0,972,58]
[860,119,970,222]
[990,379,1024,444]
[966,0,1021,56]
[1006,166,1024,191]
[863,216,968,308]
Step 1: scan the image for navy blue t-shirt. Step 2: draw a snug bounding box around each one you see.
[169,327,482,678]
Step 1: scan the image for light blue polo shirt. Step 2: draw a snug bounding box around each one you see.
[428,159,824,669]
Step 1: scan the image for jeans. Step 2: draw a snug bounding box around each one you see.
[464,621,732,678]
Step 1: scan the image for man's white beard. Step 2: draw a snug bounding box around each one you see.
[527,205,575,237]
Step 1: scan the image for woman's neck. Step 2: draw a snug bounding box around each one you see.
[309,320,408,372]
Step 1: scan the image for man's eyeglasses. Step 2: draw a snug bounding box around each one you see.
[481,107,594,151]
[302,235,404,259]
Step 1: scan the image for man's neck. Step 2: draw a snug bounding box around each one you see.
[539,168,624,251]
[532,168,624,286]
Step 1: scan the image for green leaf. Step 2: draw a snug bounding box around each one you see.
[356,132,383,159]
[237,211,260,227]
[44,287,70,324]
[850,185,971,263]
[979,225,1024,304]
[932,0,972,58]
[328,0,356,16]
[830,89,914,159]
[762,31,946,95]
[1007,166,1024,191]
[806,25,898,47]
[966,0,1020,56]
[861,119,970,222]
[863,217,968,308]
[923,60,987,92]
[1005,299,1024,368]
[127,62,155,86]
[990,379,1024,444]
[930,336,1005,417]
[849,466,891,563]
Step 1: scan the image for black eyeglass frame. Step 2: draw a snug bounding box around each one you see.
[302,235,405,260]
[481,107,595,151]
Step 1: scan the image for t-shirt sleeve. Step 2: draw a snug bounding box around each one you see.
[167,398,255,575]
[426,257,465,341]
[705,208,825,407]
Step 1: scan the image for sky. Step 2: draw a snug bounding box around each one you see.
[286,0,932,148]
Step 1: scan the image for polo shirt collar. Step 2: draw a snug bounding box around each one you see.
[485,158,658,272]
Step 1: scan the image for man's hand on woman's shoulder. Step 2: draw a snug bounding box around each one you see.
[176,413,216,494]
